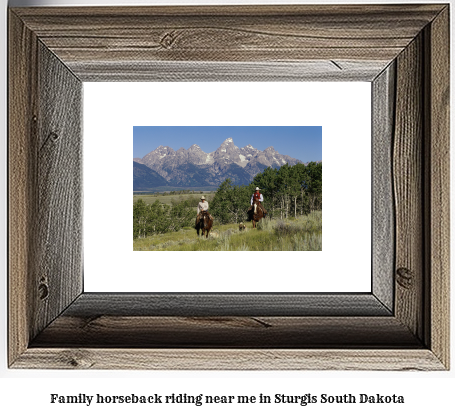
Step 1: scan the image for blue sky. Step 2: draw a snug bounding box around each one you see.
[133,126,322,163]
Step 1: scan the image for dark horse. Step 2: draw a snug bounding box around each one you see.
[196,211,213,238]
[248,202,265,228]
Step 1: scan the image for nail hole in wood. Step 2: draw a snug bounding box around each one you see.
[49,132,59,142]
[38,282,49,300]
[160,31,178,49]
[396,267,414,289]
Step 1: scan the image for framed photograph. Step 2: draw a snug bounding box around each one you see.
[84,83,368,293]
[8,4,449,370]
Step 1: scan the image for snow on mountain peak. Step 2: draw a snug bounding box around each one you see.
[189,144,203,152]
[138,138,302,188]
[264,146,277,152]
[155,145,171,153]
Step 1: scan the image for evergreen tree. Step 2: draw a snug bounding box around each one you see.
[210,179,255,224]
[253,166,277,216]
[306,162,322,211]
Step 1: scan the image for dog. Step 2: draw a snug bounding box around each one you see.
[239,222,246,231]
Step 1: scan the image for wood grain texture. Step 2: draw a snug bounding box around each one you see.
[8,11,38,366]
[9,12,84,366]
[63,293,391,317]
[425,6,450,368]
[33,42,83,339]
[372,63,395,312]
[12,5,444,72]
[71,60,389,82]
[393,34,424,340]
[31,316,421,348]
[8,4,450,370]
[13,349,445,371]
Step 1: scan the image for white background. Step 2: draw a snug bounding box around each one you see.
[84,82,371,292]
[1,0,454,414]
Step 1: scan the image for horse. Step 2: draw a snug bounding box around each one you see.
[248,202,265,228]
[195,210,213,238]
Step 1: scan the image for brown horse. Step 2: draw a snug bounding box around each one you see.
[196,211,213,238]
[248,202,265,228]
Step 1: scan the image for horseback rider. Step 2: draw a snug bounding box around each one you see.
[250,187,267,217]
[196,195,213,222]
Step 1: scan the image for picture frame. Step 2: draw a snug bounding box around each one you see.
[8,4,449,370]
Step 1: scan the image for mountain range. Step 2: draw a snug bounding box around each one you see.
[134,137,304,189]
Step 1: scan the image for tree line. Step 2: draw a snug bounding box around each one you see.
[133,162,322,238]
[133,198,197,239]
[210,162,322,224]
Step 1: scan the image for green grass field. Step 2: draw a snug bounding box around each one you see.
[133,210,322,251]
[133,191,215,206]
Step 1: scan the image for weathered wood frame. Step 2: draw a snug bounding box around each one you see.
[8,5,449,370]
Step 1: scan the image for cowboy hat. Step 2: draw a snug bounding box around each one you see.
[201,196,206,200]
[255,187,260,191]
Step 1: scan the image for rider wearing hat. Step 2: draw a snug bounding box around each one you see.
[250,187,263,205]
[196,195,213,222]
[250,187,267,216]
